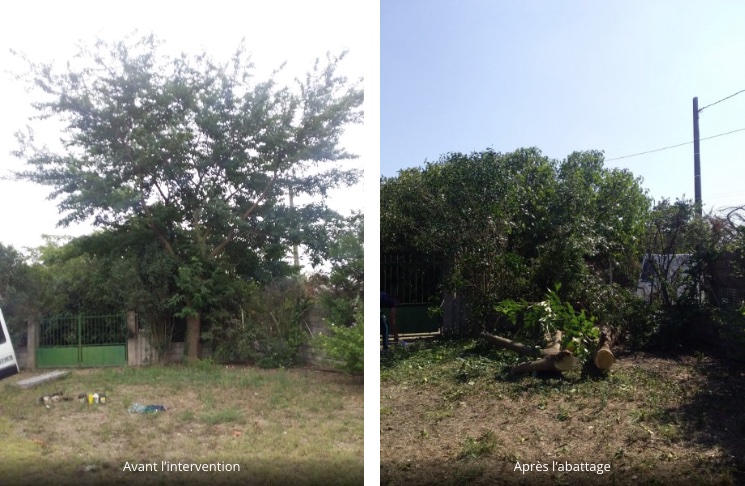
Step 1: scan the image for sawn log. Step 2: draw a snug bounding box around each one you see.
[480,330,580,374]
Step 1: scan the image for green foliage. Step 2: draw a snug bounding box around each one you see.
[0,243,38,341]
[206,277,313,368]
[633,200,745,351]
[310,212,363,375]
[459,430,499,460]
[314,212,364,328]
[11,33,363,355]
[313,301,364,376]
[641,199,700,308]
[381,148,650,334]
[24,235,136,316]
[495,284,599,363]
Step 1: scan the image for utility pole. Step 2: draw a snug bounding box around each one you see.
[693,97,702,217]
[692,97,703,304]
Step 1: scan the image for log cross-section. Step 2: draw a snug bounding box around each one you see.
[593,326,616,371]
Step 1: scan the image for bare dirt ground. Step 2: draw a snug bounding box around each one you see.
[380,338,745,486]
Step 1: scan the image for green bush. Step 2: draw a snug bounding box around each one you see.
[570,275,659,350]
[313,300,363,376]
[207,277,313,368]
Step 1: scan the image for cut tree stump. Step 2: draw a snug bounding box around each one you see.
[593,326,616,371]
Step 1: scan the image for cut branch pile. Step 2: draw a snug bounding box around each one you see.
[481,326,616,375]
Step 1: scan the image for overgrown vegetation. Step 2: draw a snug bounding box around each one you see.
[380,145,745,484]
[381,148,745,357]
[206,278,314,368]
[6,33,363,361]
[312,212,364,376]
[381,148,650,337]
[1,213,364,370]
[314,301,364,377]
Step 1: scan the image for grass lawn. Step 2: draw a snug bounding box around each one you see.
[0,361,363,485]
[380,337,745,485]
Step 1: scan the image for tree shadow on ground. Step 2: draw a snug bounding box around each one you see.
[611,341,745,483]
[670,349,745,483]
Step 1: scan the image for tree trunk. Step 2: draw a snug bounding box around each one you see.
[511,350,578,374]
[593,326,616,371]
[480,330,580,374]
[482,325,617,374]
[185,313,201,362]
[480,332,543,358]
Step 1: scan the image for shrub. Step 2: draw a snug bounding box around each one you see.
[207,277,313,368]
[313,299,363,377]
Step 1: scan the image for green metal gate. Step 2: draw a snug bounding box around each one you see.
[37,314,127,368]
[382,253,442,334]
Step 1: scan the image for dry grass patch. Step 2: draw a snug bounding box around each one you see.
[381,338,745,485]
[0,362,362,485]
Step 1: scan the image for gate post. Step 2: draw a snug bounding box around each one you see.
[26,317,39,370]
[126,311,138,366]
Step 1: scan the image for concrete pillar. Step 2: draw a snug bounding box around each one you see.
[26,317,39,370]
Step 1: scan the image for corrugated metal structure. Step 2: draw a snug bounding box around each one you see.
[636,253,693,302]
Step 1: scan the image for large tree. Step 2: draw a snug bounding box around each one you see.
[12,34,363,360]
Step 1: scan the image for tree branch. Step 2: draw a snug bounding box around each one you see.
[210,169,278,258]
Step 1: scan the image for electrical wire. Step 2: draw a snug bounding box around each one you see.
[699,89,745,113]
[605,127,745,162]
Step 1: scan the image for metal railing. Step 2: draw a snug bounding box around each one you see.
[381,253,441,305]
[39,314,127,347]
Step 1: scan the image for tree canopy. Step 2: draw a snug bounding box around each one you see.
[380,148,651,332]
[12,34,363,359]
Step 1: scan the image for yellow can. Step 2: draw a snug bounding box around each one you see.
[87,393,94,405]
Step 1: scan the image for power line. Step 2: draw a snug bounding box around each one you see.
[699,89,745,113]
[605,127,745,162]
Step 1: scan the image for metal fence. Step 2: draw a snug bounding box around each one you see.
[38,314,127,367]
[381,253,442,334]
[40,314,127,347]
[381,253,441,304]
[711,287,745,309]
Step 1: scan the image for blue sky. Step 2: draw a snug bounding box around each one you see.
[381,0,745,212]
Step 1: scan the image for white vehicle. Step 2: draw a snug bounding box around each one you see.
[0,308,19,381]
